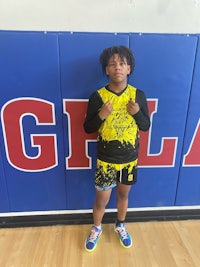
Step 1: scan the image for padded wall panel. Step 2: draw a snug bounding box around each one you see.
[175,35,200,205]
[59,32,129,209]
[129,34,197,206]
[0,32,67,212]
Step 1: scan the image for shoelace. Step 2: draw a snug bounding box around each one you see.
[88,228,100,243]
[116,226,128,240]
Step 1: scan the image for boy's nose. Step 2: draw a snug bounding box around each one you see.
[115,62,121,69]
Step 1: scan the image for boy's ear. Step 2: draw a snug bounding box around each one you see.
[106,66,109,75]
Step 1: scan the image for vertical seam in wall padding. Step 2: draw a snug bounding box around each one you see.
[0,146,11,211]
[57,32,69,209]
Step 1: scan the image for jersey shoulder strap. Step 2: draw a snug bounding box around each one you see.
[126,84,137,101]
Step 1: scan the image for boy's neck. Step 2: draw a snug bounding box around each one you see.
[108,82,128,93]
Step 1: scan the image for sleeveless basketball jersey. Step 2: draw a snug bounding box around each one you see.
[97,84,138,148]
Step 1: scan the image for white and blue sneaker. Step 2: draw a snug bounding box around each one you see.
[85,226,102,252]
[115,223,132,248]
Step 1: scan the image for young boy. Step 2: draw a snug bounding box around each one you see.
[83,45,150,252]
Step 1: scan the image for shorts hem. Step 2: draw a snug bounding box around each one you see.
[95,183,117,191]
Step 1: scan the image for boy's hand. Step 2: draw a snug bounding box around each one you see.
[127,99,140,115]
[98,101,113,120]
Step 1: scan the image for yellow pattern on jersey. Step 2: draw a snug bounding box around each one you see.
[98,84,138,147]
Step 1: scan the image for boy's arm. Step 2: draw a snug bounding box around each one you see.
[83,92,104,133]
[133,89,150,131]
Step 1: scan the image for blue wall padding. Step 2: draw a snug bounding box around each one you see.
[128,34,198,207]
[0,31,67,211]
[0,31,199,212]
[59,33,129,209]
[175,36,200,205]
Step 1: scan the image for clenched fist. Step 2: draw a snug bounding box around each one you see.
[127,99,140,115]
[98,101,113,120]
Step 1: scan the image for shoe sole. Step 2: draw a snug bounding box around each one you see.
[119,238,133,249]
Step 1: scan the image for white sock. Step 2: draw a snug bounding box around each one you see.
[95,224,102,231]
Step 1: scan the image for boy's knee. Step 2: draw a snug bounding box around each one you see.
[95,198,108,209]
[117,191,129,201]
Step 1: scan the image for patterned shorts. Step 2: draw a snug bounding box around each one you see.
[95,159,138,191]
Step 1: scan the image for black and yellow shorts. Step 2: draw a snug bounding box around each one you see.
[95,159,138,191]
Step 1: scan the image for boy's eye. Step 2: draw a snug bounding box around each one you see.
[108,62,127,67]
[108,63,115,67]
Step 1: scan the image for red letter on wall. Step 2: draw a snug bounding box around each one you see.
[138,99,178,167]
[183,119,200,166]
[63,99,97,169]
[1,98,57,172]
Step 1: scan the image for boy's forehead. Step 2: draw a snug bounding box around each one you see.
[108,53,126,62]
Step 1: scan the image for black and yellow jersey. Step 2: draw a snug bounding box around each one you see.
[84,84,150,164]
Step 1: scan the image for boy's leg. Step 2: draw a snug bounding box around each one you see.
[115,183,133,248]
[116,183,131,221]
[93,189,112,226]
[85,189,112,252]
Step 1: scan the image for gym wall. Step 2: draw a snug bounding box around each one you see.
[0,31,200,214]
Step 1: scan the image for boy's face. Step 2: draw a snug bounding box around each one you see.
[106,54,131,84]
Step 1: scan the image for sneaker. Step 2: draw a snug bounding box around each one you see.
[85,226,102,252]
[115,223,132,248]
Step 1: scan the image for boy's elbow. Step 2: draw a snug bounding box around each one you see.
[139,121,151,131]
[83,123,94,134]
[142,126,150,132]
[83,124,90,134]
[84,128,93,134]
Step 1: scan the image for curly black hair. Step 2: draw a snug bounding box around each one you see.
[99,45,135,74]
